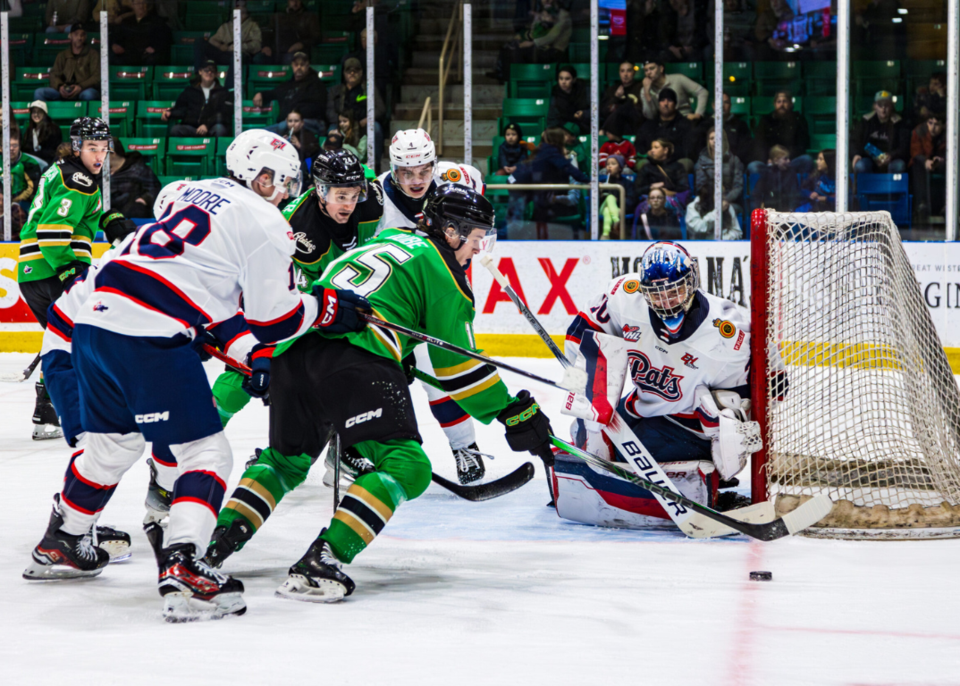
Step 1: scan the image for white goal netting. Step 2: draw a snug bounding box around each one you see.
[756,211,960,538]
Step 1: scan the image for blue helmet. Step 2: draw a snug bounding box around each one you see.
[639,241,699,336]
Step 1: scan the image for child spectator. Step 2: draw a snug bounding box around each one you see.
[23,101,62,165]
[798,149,837,212]
[636,138,691,211]
[686,185,743,240]
[910,114,946,221]
[637,88,695,170]
[495,123,531,176]
[600,154,637,240]
[752,145,802,212]
[546,65,590,136]
[636,187,682,240]
[336,110,366,162]
[694,126,744,213]
[598,119,637,174]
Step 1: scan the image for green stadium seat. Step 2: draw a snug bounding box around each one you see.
[509,80,551,99]
[13,66,52,100]
[10,101,32,121]
[247,64,291,98]
[109,66,153,101]
[808,131,836,153]
[567,43,589,63]
[311,44,348,65]
[245,0,275,12]
[497,98,549,136]
[46,101,87,125]
[510,63,556,81]
[851,60,901,95]
[183,6,227,32]
[9,16,42,34]
[904,59,946,79]
[666,62,702,81]
[171,31,212,65]
[22,1,46,16]
[4,34,33,65]
[216,137,234,175]
[320,31,354,50]
[804,96,837,135]
[165,137,216,176]
[242,100,278,128]
[803,61,837,80]
[159,175,200,187]
[35,33,73,66]
[154,66,196,100]
[729,96,749,116]
[122,138,166,175]
[88,101,135,137]
[137,101,176,137]
[315,64,342,84]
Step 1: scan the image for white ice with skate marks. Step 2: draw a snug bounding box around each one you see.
[2,353,960,685]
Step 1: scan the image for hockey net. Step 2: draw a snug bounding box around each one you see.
[750,209,960,539]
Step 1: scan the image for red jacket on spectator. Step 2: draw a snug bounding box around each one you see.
[909,121,946,167]
[599,139,637,171]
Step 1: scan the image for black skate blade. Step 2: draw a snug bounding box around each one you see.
[275,575,347,603]
[162,592,247,623]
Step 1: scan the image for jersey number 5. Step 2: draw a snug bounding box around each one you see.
[329,244,412,297]
[136,206,212,260]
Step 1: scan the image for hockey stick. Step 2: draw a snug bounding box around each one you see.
[551,435,833,541]
[202,343,533,502]
[359,314,587,394]
[0,352,42,383]
[331,433,341,511]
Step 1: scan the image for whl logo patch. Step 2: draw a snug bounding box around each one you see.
[345,408,382,427]
[136,411,170,424]
[627,351,684,401]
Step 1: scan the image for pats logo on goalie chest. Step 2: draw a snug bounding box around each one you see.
[627,351,684,401]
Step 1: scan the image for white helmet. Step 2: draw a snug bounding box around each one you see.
[226,129,302,202]
[389,128,436,173]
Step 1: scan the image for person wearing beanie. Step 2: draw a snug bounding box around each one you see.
[637,87,695,170]
[598,116,637,173]
[600,153,637,239]
[640,58,708,122]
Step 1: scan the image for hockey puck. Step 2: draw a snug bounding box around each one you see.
[749,571,773,581]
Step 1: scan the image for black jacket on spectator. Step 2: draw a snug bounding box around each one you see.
[753,111,809,162]
[170,82,233,129]
[546,81,591,135]
[637,115,695,160]
[498,141,529,171]
[600,80,645,136]
[519,143,589,185]
[853,112,910,163]
[752,165,802,212]
[273,6,321,55]
[110,152,162,219]
[635,160,689,197]
[262,71,327,124]
[24,124,63,165]
[326,82,385,126]
[111,11,173,65]
[720,114,753,163]
[625,0,669,63]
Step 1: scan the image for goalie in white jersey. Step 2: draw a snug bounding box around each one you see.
[375,128,489,485]
[23,129,370,623]
[555,241,760,529]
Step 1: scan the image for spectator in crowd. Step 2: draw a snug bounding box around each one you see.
[3,130,39,207]
[600,154,636,240]
[260,0,321,66]
[752,145,802,211]
[659,0,707,63]
[754,0,795,59]
[163,60,232,138]
[35,24,101,102]
[546,65,590,136]
[110,0,172,66]
[107,137,161,219]
[706,0,757,61]
[686,185,742,240]
[637,89,695,170]
[327,57,385,162]
[798,148,837,212]
[636,138,691,210]
[561,123,588,167]
[193,2,261,75]
[488,0,572,83]
[636,187,682,239]
[46,0,92,33]
[93,0,134,25]
[640,59,708,123]
[852,91,909,174]
[285,108,320,178]
[695,126,744,213]
[23,101,63,165]
[54,141,73,162]
[495,122,532,176]
[336,110,366,162]
[625,0,668,65]
[708,93,753,164]
[254,52,326,136]
[323,131,344,152]
[914,73,946,124]
[0,1,23,19]
[0,190,27,241]
[600,61,645,137]
[341,28,395,97]
[909,113,946,221]
[750,91,812,174]
[598,118,637,174]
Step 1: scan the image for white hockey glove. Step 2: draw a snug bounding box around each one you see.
[561,331,633,426]
[694,386,762,481]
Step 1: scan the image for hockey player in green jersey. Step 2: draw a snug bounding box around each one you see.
[17,116,109,441]
[257,185,553,601]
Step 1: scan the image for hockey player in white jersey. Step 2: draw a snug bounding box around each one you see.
[554,241,761,529]
[23,129,370,623]
[375,128,489,484]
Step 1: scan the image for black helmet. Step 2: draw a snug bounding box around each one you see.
[421,184,496,246]
[70,117,111,153]
[311,149,368,202]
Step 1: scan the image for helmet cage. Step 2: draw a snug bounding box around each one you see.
[639,242,699,334]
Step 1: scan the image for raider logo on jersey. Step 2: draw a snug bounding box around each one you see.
[627,351,684,401]
[371,181,383,206]
[72,172,93,187]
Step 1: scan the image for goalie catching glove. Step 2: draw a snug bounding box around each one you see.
[311,286,370,335]
[497,390,555,466]
[693,385,762,481]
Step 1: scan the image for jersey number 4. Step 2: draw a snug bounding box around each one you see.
[135,206,212,260]
[328,244,412,297]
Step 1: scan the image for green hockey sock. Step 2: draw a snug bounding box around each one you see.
[212,369,253,426]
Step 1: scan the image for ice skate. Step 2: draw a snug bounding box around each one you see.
[143,457,172,521]
[32,381,62,441]
[23,495,109,580]
[321,446,375,488]
[159,543,246,623]
[203,518,254,569]
[94,524,132,562]
[276,531,354,603]
[453,443,486,485]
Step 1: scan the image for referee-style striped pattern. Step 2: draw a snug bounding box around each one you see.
[332,483,394,545]
[433,358,501,403]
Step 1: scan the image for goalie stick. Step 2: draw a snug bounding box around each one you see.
[0,352,41,383]
[201,344,535,502]
[551,434,833,541]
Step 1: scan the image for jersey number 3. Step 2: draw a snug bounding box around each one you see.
[136,206,212,260]
[329,244,412,297]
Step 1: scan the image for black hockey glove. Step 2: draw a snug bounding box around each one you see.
[190,328,218,362]
[402,353,417,385]
[497,390,555,465]
[242,356,271,404]
[312,286,371,335]
[56,260,89,289]
[99,209,138,245]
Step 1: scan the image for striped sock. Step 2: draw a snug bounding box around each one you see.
[218,464,285,537]
[322,472,402,563]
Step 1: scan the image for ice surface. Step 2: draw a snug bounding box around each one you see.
[2,353,959,685]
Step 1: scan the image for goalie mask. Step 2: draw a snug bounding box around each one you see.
[639,241,699,337]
